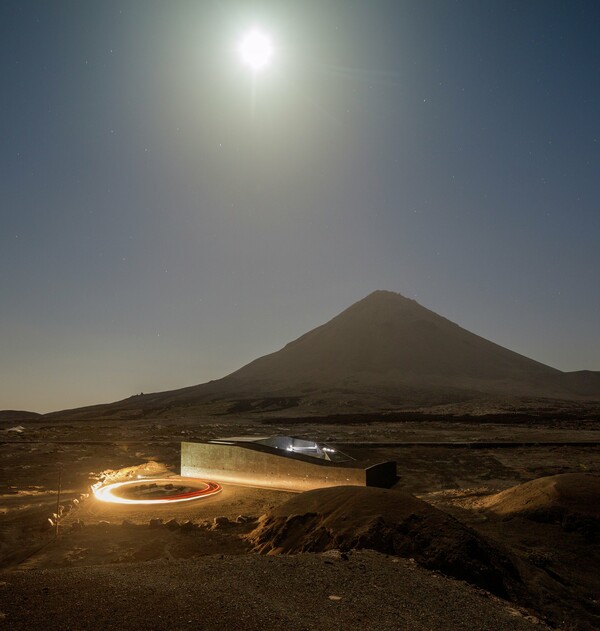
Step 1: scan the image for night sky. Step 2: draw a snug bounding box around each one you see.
[2,1,599,413]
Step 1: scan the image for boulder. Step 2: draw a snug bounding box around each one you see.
[181,520,196,531]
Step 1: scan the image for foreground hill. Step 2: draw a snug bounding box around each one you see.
[46,290,600,419]
[247,486,522,599]
[247,481,600,629]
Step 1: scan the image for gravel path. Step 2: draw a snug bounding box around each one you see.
[0,550,546,630]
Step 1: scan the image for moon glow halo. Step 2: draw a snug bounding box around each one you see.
[238,28,274,72]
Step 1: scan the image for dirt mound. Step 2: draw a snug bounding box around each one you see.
[247,486,523,600]
[91,460,171,487]
[481,473,600,536]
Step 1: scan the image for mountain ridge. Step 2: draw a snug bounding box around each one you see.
[39,290,600,418]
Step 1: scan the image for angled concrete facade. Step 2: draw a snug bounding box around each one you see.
[181,439,396,492]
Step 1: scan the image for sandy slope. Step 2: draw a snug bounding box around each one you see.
[481,473,600,524]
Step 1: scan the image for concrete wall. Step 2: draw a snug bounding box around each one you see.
[181,441,395,492]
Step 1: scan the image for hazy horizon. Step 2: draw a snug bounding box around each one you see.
[2,1,599,413]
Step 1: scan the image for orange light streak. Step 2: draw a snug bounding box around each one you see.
[93,478,221,505]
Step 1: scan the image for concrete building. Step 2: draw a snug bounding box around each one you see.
[181,435,397,492]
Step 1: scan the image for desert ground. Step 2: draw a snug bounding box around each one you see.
[1,409,599,630]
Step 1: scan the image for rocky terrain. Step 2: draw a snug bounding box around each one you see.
[1,415,599,629]
[0,551,547,631]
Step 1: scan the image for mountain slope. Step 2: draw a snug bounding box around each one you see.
[47,290,600,418]
[220,290,559,389]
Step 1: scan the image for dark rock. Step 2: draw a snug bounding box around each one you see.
[236,515,253,524]
[181,520,196,531]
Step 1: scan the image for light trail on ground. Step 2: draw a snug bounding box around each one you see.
[93,478,222,504]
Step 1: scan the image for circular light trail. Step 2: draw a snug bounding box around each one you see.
[93,478,222,505]
[238,28,273,72]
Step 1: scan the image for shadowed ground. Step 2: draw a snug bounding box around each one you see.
[0,551,546,631]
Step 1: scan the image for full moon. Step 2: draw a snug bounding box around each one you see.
[238,28,274,72]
